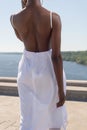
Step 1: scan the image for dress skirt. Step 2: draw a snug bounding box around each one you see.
[17,49,67,130]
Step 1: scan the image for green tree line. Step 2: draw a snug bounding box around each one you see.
[62,51,87,65]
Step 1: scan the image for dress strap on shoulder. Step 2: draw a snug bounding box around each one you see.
[50,11,52,29]
[10,15,15,28]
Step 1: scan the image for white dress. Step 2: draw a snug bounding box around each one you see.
[17,12,67,130]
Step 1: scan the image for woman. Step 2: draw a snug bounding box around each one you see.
[10,0,67,130]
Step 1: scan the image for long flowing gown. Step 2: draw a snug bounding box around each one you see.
[17,48,67,130]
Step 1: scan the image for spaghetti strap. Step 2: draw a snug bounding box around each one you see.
[10,15,15,28]
[50,12,52,29]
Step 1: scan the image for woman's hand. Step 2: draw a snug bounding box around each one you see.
[56,90,66,108]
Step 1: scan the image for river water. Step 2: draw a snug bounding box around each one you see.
[0,53,87,80]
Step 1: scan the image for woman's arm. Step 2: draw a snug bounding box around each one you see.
[10,15,23,41]
[51,13,66,108]
[10,0,27,41]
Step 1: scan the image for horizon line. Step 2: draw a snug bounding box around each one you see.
[0,50,87,53]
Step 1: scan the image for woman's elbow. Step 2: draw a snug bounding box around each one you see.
[51,53,62,62]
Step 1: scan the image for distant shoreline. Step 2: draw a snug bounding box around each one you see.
[0,51,87,66]
[62,50,87,65]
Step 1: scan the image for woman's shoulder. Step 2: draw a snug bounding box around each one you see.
[10,12,21,29]
[10,7,27,19]
[10,8,26,25]
[42,7,60,19]
[52,12,61,28]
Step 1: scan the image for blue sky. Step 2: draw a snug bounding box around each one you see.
[0,0,87,52]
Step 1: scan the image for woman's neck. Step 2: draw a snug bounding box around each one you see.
[27,0,41,7]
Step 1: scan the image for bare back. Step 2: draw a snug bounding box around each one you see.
[11,6,53,52]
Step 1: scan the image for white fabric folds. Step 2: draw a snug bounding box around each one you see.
[17,49,67,130]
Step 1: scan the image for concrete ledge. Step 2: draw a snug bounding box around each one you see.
[0,82,18,96]
[0,77,87,86]
[0,77,16,83]
[66,86,87,101]
[0,77,87,101]
[67,80,87,87]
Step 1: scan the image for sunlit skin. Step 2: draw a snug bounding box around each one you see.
[10,0,65,111]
